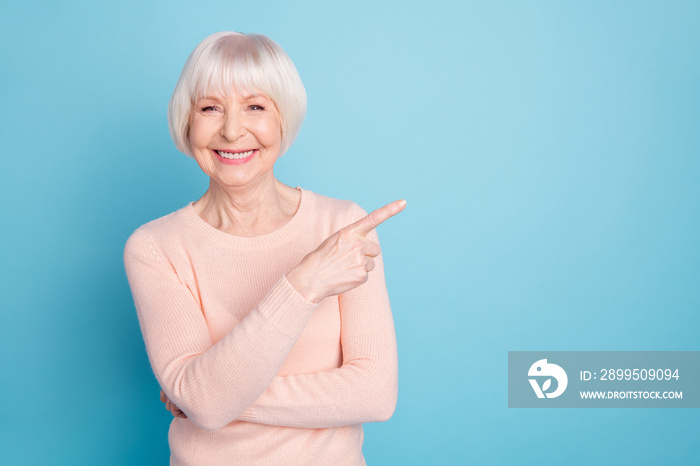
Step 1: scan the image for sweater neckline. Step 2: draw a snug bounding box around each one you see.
[179,187,314,250]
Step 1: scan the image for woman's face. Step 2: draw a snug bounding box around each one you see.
[189,91,283,189]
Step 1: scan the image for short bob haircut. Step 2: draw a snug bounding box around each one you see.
[168,32,307,157]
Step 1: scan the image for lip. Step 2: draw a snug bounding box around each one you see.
[213,149,258,165]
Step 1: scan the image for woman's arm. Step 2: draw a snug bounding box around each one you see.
[124,228,319,431]
[236,215,399,428]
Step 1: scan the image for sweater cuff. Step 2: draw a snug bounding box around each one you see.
[258,276,319,338]
[238,405,257,423]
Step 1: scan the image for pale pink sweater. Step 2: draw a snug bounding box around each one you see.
[124,188,398,465]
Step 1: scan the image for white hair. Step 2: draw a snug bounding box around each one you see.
[168,32,307,157]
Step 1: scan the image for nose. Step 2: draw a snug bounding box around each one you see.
[220,112,245,141]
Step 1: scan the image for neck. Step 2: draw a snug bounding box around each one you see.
[193,177,300,237]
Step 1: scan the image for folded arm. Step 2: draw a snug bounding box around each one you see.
[124,228,318,431]
[237,219,399,428]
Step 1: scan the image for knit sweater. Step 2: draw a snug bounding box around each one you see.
[123,188,398,465]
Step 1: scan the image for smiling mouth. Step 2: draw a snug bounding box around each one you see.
[216,149,257,160]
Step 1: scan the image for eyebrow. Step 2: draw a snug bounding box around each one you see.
[240,94,268,101]
[198,94,268,102]
[198,95,224,102]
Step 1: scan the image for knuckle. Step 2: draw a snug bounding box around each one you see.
[353,253,366,268]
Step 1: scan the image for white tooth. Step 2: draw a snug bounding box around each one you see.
[218,149,254,159]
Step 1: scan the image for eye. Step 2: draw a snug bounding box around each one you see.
[249,104,265,111]
[201,105,219,112]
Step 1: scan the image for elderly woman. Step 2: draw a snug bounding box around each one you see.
[124,31,405,465]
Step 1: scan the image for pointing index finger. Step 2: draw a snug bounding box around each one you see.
[349,199,407,236]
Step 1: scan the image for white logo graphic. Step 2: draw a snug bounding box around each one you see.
[528,359,568,398]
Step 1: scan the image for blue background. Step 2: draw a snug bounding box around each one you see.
[2,1,699,464]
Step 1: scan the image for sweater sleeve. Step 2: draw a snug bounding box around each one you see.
[237,215,399,428]
[124,228,319,431]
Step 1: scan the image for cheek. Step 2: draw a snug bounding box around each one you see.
[259,118,282,146]
[188,121,211,150]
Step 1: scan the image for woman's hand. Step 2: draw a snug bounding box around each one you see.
[160,389,187,419]
[286,199,406,303]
